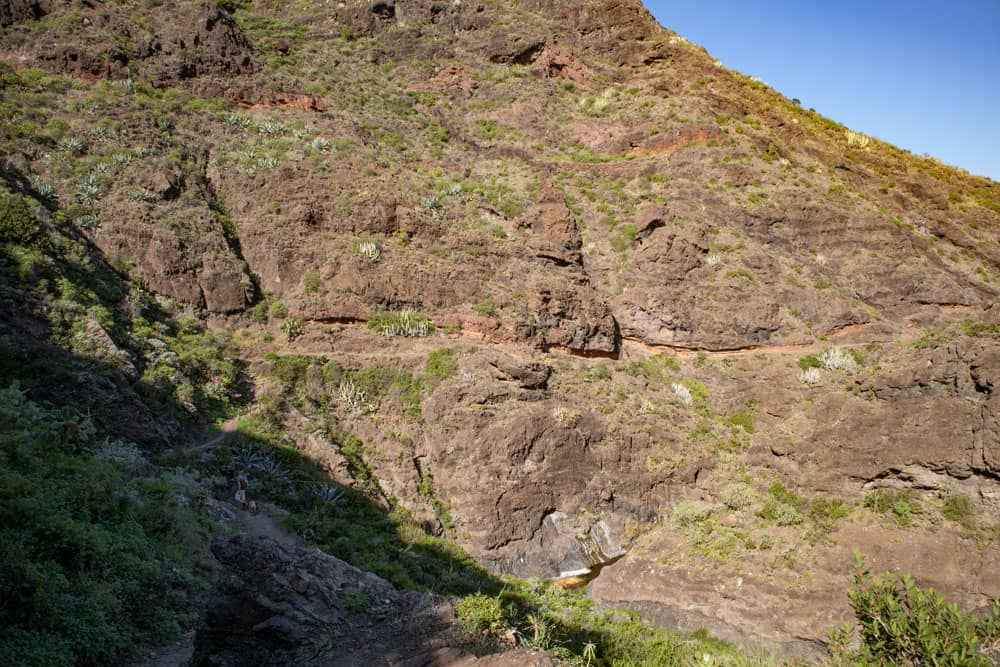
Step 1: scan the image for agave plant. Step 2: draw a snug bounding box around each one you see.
[28,175,54,200]
[357,240,381,262]
[77,174,101,202]
[122,187,158,202]
[225,114,254,132]
[58,136,84,154]
[313,484,345,507]
[258,121,285,136]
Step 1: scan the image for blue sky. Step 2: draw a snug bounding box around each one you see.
[642,1,1000,182]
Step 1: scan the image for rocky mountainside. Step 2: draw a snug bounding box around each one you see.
[1,0,999,664]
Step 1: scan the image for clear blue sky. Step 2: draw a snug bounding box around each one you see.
[642,1,1000,182]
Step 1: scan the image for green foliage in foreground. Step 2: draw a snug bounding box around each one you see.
[0,386,215,667]
[455,580,762,666]
[830,555,1000,666]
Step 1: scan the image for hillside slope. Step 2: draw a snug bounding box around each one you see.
[1,0,999,662]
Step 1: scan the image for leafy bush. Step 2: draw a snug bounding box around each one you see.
[423,348,458,393]
[841,556,999,665]
[671,500,714,526]
[798,354,822,370]
[721,483,757,511]
[301,271,322,294]
[0,386,212,667]
[0,193,40,245]
[760,501,803,526]
[339,589,369,615]
[865,488,922,525]
[942,495,976,528]
[472,300,499,318]
[455,593,508,636]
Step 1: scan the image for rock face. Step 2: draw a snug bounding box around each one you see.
[0,0,47,26]
[4,0,1000,658]
[8,0,253,80]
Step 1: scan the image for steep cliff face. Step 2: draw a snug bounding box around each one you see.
[2,0,998,658]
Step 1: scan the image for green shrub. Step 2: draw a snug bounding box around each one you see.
[842,556,998,665]
[301,271,322,294]
[942,495,976,527]
[798,354,821,370]
[339,589,369,615]
[760,501,803,526]
[725,408,755,434]
[0,386,212,667]
[455,593,507,635]
[0,193,40,245]
[865,488,921,525]
[423,348,457,393]
[671,500,714,526]
[721,483,757,511]
[472,300,499,318]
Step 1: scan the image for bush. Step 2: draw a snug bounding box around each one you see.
[843,556,998,665]
[865,488,921,525]
[942,495,976,527]
[0,386,211,667]
[0,193,40,245]
[455,593,507,636]
[721,483,757,511]
[671,500,713,526]
[798,354,821,370]
[423,348,458,393]
[472,300,498,318]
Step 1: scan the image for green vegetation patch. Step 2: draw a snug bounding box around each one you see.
[0,386,215,667]
[831,556,1000,665]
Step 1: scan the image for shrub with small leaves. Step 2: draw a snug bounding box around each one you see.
[760,501,803,526]
[552,406,581,427]
[671,500,713,526]
[0,193,39,244]
[721,483,757,511]
[843,555,998,665]
[455,593,507,636]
